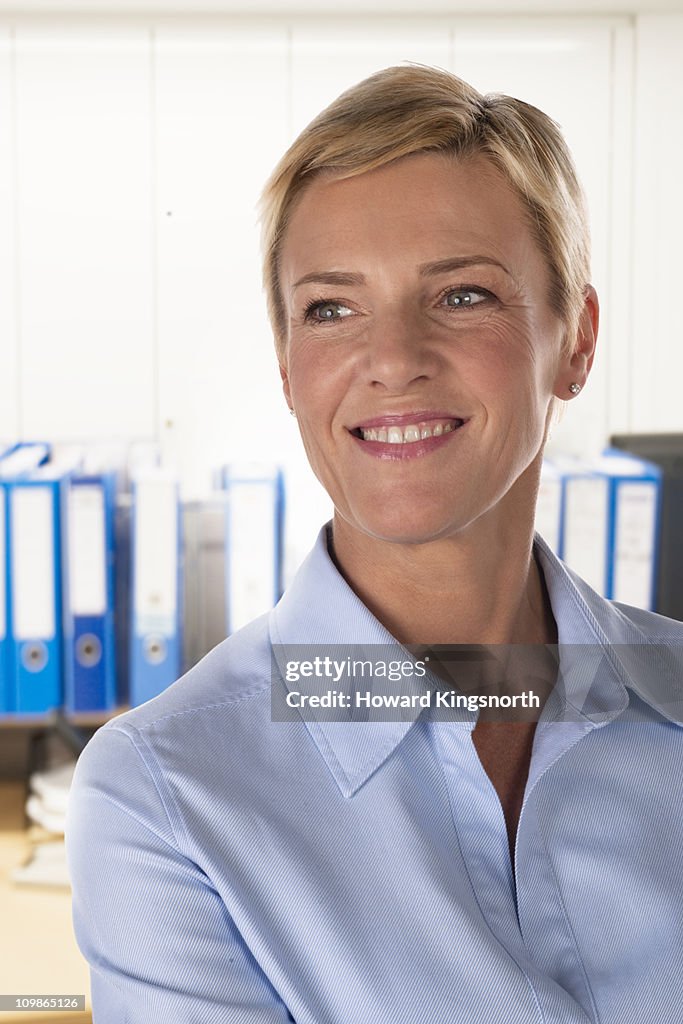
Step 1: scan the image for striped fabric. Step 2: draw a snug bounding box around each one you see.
[66,527,683,1023]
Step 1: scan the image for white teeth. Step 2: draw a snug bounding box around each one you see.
[359,419,461,443]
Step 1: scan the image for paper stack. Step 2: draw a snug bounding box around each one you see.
[10,761,75,889]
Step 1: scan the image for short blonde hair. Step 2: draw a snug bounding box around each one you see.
[259,63,590,359]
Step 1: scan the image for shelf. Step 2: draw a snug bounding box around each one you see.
[0,708,129,729]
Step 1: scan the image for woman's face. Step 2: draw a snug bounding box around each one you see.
[279,151,592,546]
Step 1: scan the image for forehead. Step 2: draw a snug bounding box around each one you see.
[280,151,547,295]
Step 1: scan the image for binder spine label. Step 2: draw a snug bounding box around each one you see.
[133,480,178,622]
[225,477,280,634]
[68,484,107,615]
[0,487,9,712]
[563,477,610,595]
[130,476,181,706]
[613,481,659,608]
[11,487,56,640]
[0,489,5,642]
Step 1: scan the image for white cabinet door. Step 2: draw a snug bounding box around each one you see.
[154,22,289,498]
[15,22,155,440]
[0,26,19,441]
[632,15,683,432]
[290,18,452,139]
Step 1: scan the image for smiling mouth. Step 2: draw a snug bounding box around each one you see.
[351,417,465,444]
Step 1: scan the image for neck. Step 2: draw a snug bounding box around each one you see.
[329,496,557,650]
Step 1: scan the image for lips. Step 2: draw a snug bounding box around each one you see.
[351,410,463,431]
[348,412,469,459]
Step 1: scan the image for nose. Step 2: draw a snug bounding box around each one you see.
[365,310,440,393]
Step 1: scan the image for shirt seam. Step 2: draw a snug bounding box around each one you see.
[90,781,182,854]
[535,813,602,1024]
[106,724,188,854]
[431,723,547,1024]
[124,681,272,734]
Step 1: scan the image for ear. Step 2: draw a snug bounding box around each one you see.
[553,285,599,398]
[279,361,293,413]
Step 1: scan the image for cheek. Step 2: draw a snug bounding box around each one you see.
[458,316,558,390]
[286,341,320,398]
[286,339,356,414]
[451,324,555,448]
[446,321,527,395]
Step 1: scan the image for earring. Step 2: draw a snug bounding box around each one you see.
[289,408,297,417]
[568,383,581,395]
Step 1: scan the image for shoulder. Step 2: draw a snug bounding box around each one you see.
[608,599,683,642]
[537,533,683,645]
[574,568,683,645]
[73,611,276,803]
[69,610,284,853]
[112,611,273,734]
[561,573,683,723]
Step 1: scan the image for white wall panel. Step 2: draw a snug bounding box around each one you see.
[290,18,452,137]
[606,23,635,437]
[0,26,19,440]
[632,15,683,432]
[453,18,626,457]
[0,1,679,12]
[15,22,155,440]
[154,22,289,499]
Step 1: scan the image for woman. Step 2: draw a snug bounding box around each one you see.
[67,65,683,1023]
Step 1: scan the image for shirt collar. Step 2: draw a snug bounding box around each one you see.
[534,532,683,729]
[270,525,682,797]
[270,524,415,796]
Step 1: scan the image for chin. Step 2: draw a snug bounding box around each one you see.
[348,501,469,547]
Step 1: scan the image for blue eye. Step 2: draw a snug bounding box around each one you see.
[442,288,488,308]
[304,300,354,322]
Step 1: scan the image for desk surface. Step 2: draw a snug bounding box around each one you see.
[0,783,92,1024]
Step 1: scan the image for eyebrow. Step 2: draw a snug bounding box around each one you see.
[292,270,366,291]
[418,255,511,278]
[291,256,510,292]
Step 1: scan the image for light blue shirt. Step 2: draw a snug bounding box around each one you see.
[66,527,683,1023]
